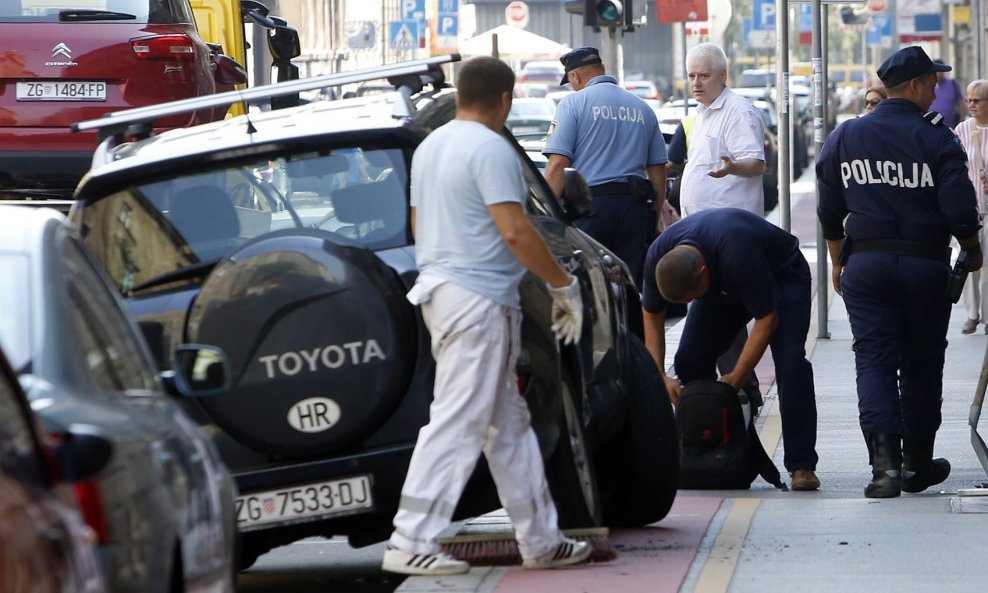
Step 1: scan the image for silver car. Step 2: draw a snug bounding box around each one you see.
[0,205,238,593]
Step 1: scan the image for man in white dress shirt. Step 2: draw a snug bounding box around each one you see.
[679,42,766,216]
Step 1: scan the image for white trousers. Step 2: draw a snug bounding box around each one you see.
[389,278,562,560]
[962,223,988,323]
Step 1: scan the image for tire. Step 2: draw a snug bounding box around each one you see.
[187,229,416,457]
[543,368,603,529]
[600,334,679,527]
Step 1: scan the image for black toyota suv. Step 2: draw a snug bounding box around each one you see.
[69,55,679,568]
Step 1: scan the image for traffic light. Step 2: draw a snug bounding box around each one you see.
[565,0,632,29]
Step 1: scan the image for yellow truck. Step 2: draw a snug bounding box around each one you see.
[191,0,300,115]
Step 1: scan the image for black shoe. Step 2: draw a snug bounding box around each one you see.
[901,458,950,493]
[901,434,950,493]
[864,433,902,499]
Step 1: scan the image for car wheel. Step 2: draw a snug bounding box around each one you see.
[543,367,602,529]
[600,334,679,527]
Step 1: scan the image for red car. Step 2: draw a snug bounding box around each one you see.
[0,0,244,195]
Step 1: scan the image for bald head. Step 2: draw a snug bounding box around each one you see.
[656,245,705,303]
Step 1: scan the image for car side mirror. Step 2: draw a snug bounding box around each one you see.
[167,344,232,397]
[561,167,592,222]
[53,424,113,482]
[213,53,248,86]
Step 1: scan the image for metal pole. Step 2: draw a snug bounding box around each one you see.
[813,0,830,338]
[776,0,791,233]
[600,28,620,81]
[977,0,985,80]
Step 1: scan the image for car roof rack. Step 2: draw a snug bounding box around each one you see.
[72,54,460,142]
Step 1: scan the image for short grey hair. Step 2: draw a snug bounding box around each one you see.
[656,246,704,303]
[686,43,728,73]
[968,79,988,99]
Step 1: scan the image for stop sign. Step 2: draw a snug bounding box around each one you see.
[505,1,529,29]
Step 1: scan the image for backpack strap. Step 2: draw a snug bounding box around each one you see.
[746,422,788,490]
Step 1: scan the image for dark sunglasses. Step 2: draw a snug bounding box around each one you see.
[864,99,882,107]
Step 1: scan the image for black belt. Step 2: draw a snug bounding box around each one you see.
[850,239,949,262]
[589,181,634,197]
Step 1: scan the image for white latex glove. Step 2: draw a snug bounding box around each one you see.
[547,275,583,346]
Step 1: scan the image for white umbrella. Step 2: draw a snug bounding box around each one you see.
[459,25,570,61]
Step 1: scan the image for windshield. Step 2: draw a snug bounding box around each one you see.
[78,146,409,295]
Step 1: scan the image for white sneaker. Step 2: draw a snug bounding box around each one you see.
[522,537,592,569]
[381,546,470,576]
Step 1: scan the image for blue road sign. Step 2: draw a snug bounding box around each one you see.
[438,0,458,13]
[798,4,812,33]
[390,20,419,50]
[401,0,425,20]
[438,14,458,37]
[867,13,892,48]
[753,0,776,30]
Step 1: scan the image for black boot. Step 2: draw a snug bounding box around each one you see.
[901,434,950,494]
[864,433,902,498]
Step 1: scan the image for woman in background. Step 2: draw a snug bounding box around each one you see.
[953,80,988,333]
[862,86,887,114]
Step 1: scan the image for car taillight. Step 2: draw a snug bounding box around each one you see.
[71,482,110,545]
[131,34,196,61]
[517,372,530,395]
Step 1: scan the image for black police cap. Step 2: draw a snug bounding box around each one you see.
[559,47,602,85]
[876,46,951,88]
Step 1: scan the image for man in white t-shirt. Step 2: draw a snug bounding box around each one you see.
[382,56,592,576]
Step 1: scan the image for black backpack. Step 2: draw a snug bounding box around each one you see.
[676,380,785,490]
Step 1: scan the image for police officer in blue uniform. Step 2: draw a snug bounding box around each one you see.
[641,208,820,491]
[817,47,983,498]
[544,47,668,287]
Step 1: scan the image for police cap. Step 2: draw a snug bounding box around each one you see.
[876,46,951,88]
[559,47,603,85]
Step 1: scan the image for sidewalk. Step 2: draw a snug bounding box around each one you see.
[397,172,988,593]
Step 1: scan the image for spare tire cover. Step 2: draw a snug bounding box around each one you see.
[186,229,416,457]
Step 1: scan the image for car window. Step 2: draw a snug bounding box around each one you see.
[510,102,554,118]
[0,0,187,23]
[78,146,410,295]
[62,236,155,392]
[519,154,556,218]
[0,256,32,373]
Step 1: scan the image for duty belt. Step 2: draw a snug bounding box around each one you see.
[849,239,949,262]
[589,181,634,197]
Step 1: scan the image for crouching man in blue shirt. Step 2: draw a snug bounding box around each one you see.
[641,208,821,491]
